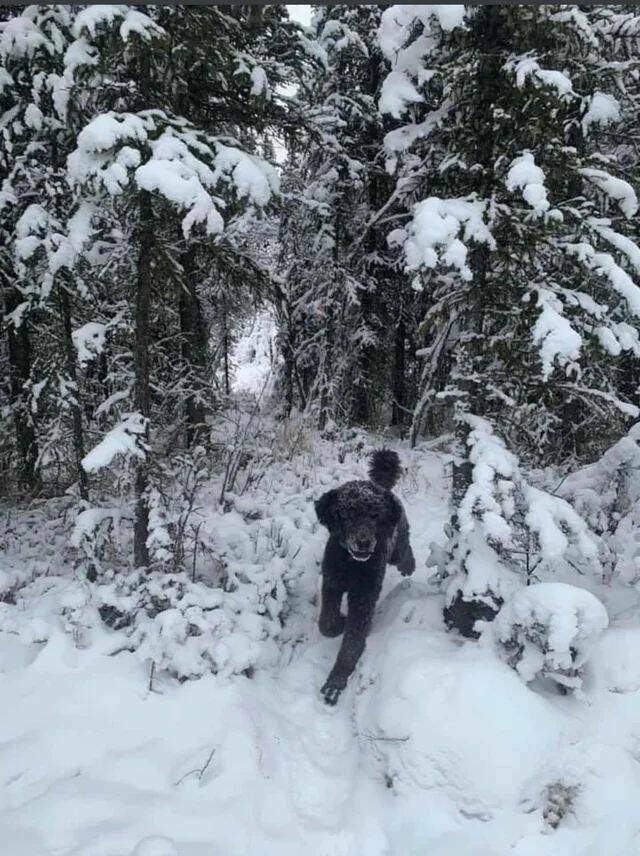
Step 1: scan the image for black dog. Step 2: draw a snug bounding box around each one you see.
[315,449,415,704]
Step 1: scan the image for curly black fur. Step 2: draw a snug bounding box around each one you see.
[368,448,402,490]
[314,449,416,705]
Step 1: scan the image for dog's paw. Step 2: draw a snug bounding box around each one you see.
[321,674,347,706]
[399,555,416,577]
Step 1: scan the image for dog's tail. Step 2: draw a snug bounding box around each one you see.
[368,449,402,490]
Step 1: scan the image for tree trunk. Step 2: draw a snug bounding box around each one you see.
[221,295,230,397]
[4,286,39,489]
[318,304,334,431]
[133,189,154,568]
[281,313,296,416]
[391,310,406,431]
[451,3,504,490]
[352,286,374,426]
[59,283,89,500]
[353,47,386,426]
[247,4,263,30]
[445,5,506,636]
[178,247,209,446]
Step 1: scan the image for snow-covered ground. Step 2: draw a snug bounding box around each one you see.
[230,312,277,397]
[3,426,640,856]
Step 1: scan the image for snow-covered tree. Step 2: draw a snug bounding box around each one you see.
[378,4,640,632]
[435,415,602,638]
[0,6,101,494]
[61,6,282,567]
[1,5,304,571]
[379,4,640,463]
[277,5,423,430]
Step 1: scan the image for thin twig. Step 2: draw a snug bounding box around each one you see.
[361,732,410,743]
[173,747,216,786]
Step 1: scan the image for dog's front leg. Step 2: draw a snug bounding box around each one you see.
[321,591,376,705]
[393,514,416,576]
[319,579,345,638]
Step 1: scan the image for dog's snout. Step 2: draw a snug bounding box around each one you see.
[357,538,372,551]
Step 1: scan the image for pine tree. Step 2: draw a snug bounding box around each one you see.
[63,6,283,567]
[380,4,640,463]
[378,4,640,633]
[2,5,294,566]
[1,6,93,495]
[277,4,425,430]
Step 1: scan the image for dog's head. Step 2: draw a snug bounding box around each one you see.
[315,480,401,561]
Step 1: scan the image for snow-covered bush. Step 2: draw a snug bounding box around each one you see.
[76,416,215,579]
[69,506,297,681]
[94,570,282,681]
[494,582,609,693]
[559,422,640,584]
[62,423,326,680]
[543,781,580,830]
[148,448,211,570]
[71,504,128,581]
[440,416,601,638]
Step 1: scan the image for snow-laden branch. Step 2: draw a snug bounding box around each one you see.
[564,241,640,316]
[377,4,465,140]
[67,112,279,237]
[72,5,164,43]
[72,322,107,366]
[505,152,550,217]
[580,168,638,219]
[379,70,423,119]
[594,221,640,273]
[504,53,575,98]
[524,486,598,562]
[532,289,582,380]
[82,413,149,472]
[460,416,599,563]
[11,202,96,301]
[582,91,621,134]
[403,196,495,282]
[556,424,640,584]
[0,11,65,60]
[378,4,465,75]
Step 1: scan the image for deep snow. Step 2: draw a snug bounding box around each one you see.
[3,426,640,856]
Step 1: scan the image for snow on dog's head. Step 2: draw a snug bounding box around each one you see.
[315,480,400,561]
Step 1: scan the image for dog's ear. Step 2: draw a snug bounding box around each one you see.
[381,493,403,530]
[315,489,340,532]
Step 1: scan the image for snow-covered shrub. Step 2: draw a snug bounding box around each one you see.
[442,531,521,639]
[494,582,609,693]
[74,439,211,579]
[148,448,211,570]
[559,422,640,584]
[543,781,580,830]
[440,417,601,638]
[71,504,128,581]
[95,570,283,680]
[62,430,325,679]
[52,403,330,680]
